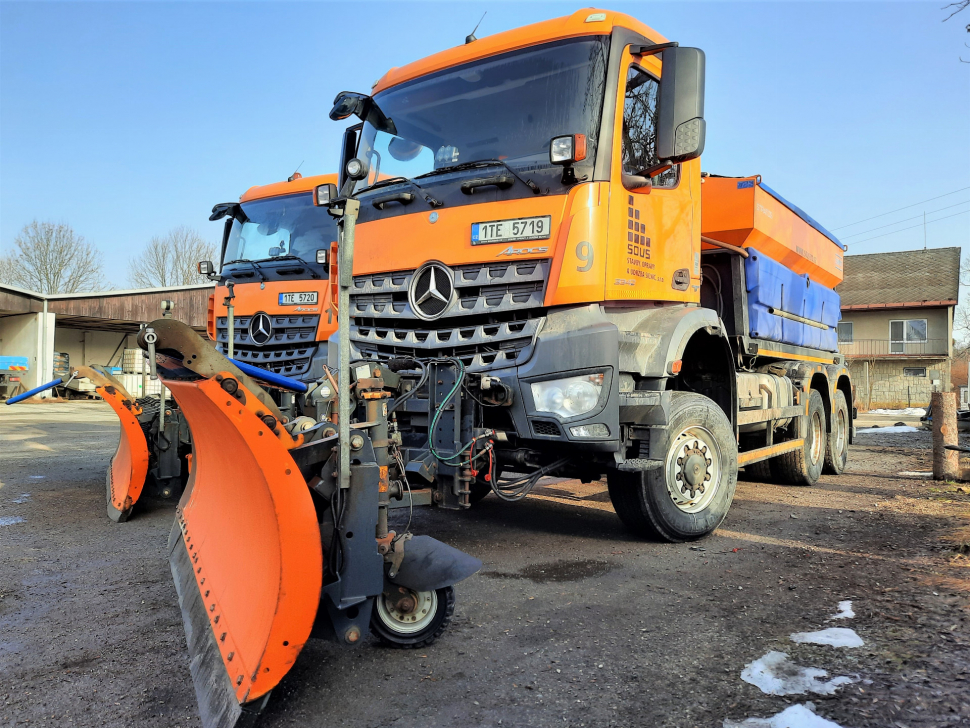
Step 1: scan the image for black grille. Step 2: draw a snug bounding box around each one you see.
[531,419,562,437]
[350,260,548,371]
[215,314,319,377]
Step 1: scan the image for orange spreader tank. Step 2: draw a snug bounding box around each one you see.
[701,175,845,289]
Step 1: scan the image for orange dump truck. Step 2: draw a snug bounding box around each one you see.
[325,6,853,541]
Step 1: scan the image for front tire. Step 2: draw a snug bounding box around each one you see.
[607,392,738,542]
[823,390,849,475]
[371,585,455,648]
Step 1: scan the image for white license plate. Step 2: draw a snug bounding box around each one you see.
[278,291,318,305]
[471,216,551,245]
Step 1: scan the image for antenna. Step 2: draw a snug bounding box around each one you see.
[288,160,305,183]
[465,11,487,44]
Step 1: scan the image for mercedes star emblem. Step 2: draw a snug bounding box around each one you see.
[249,312,273,346]
[408,262,454,320]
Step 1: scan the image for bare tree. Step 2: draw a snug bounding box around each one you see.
[128,226,216,288]
[942,1,970,62]
[0,221,108,293]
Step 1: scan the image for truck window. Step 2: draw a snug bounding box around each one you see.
[622,66,678,188]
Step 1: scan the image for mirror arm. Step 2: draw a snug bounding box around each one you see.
[630,41,679,57]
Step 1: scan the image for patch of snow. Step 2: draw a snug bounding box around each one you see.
[898,471,933,477]
[856,425,919,434]
[740,651,856,696]
[0,516,25,526]
[11,493,30,504]
[866,407,926,416]
[724,702,845,728]
[828,600,854,620]
[790,627,864,648]
[28,475,45,479]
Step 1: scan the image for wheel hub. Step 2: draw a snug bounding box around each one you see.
[666,427,722,513]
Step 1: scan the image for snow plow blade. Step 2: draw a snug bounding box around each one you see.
[73,366,151,523]
[140,319,322,728]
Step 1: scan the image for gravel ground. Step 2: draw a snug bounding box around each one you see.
[1,401,969,728]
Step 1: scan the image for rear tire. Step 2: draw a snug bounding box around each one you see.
[371,585,455,649]
[743,458,773,482]
[771,389,825,486]
[823,390,849,475]
[607,392,738,542]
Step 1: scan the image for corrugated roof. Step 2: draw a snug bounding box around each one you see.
[837,247,961,308]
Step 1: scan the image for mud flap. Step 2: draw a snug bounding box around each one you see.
[390,535,482,592]
[163,374,322,728]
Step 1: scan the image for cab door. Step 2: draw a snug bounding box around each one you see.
[606,48,700,304]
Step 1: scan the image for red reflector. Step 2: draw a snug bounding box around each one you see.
[670,359,683,374]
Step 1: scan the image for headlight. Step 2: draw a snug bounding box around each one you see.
[530,373,604,419]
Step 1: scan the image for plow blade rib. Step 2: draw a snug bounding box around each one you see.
[164,375,322,727]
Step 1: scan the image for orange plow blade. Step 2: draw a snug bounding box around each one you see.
[73,366,152,523]
[163,373,322,728]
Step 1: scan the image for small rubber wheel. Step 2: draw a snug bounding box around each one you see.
[771,389,825,486]
[824,390,849,475]
[371,585,455,649]
[607,391,738,542]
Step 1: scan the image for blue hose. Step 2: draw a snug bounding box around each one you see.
[5,378,64,405]
[229,359,308,394]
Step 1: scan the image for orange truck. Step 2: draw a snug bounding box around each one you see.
[325,7,853,541]
[146,9,858,726]
[200,172,341,419]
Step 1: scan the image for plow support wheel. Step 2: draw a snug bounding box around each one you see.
[165,374,322,728]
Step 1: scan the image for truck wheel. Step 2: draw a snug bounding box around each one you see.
[607,392,738,542]
[371,585,455,649]
[743,459,773,482]
[824,390,849,475]
[771,389,825,486]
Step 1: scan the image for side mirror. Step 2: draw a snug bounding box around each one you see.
[314,183,338,206]
[338,124,362,193]
[198,260,214,276]
[209,202,237,221]
[656,47,706,164]
[329,91,369,121]
[316,249,329,266]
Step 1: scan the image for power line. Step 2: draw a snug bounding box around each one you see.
[832,186,970,230]
[848,209,970,246]
[840,200,970,238]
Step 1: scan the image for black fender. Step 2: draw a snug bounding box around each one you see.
[390,535,482,592]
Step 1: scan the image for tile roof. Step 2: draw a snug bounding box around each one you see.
[837,247,961,308]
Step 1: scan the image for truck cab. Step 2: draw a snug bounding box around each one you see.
[205,173,340,388]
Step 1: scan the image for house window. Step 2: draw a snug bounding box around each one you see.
[837,322,853,343]
[903,367,926,377]
[890,319,927,354]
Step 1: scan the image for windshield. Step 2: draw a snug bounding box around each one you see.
[222,193,338,267]
[354,37,609,192]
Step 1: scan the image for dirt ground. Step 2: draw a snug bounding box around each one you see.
[2,400,969,728]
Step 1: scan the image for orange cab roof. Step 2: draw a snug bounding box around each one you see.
[240,173,339,203]
[371,8,667,95]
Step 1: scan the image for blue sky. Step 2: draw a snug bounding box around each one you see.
[1,1,968,286]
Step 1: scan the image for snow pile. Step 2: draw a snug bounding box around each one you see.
[827,601,855,620]
[724,703,845,728]
[866,407,926,416]
[790,627,864,648]
[741,651,856,696]
[856,425,920,434]
[0,516,25,527]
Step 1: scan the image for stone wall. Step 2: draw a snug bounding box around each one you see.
[848,358,951,410]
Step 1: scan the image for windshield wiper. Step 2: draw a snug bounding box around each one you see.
[417,159,542,195]
[258,255,320,278]
[223,259,267,282]
[357,176,441,208]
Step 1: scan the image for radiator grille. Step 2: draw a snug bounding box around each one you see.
[215,314,319,377]
[350,260,548,371]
